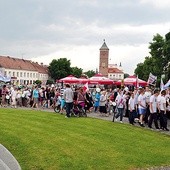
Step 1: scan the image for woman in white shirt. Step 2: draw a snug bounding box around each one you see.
[137,88,147,127]
[128,92,136,125]
[115,89,126,123]
[159,90,169,131]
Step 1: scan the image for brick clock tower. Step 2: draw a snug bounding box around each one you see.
[99,40,109,77]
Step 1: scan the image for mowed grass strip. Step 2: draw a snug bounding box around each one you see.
[0,108,170,170]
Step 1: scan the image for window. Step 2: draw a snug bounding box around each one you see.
[17,72,19,77]
[102,63,105,67]
[24,72,26,77]
[27,73,29,78]
[33,73,35,78]
[30,73,32,78]
[4,71,7,76]
[13,72,15,76]
[20,72,22,77]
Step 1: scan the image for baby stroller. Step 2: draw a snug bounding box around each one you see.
[54,96,65,113]
[54,99,61,113]
[109,101,117,122]
[73,101,87,117]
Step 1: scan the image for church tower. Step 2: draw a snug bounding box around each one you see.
[99,40,109,77]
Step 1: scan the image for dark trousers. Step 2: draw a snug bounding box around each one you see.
[65,102,73,117]
[144,105,150,124]
[116,108,124,121]
[94,106,98,112]
[129,110,136,124]
[148,112,159,129]
[159,110,168,129]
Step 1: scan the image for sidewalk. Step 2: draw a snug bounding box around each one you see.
[0,144,21,170]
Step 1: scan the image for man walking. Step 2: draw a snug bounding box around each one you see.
[138,87,146,127]
[148,89,160,130]
[63,84,74,118]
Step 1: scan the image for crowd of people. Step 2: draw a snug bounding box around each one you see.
[0,83,170,131]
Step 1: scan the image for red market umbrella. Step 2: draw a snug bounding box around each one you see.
[124,75,147,86]
[89,74,113,85]
[58,75,79,84]
[78,78,90,84]
[115,76,147,87]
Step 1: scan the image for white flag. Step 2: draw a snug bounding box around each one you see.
[160,78,164,90]
[147,73,157,85]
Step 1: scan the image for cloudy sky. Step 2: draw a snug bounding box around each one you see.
[0,0,170,75]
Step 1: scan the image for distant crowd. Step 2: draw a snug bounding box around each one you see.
[0,83,170,131]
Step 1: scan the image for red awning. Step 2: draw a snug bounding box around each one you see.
[58,75,79,84]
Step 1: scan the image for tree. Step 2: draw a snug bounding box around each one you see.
[71,67,83,78]
[46,79,54,85]
[34,80,42,85]
[48,58,72,81]
[124,73,130,79]
[149,33,165,81]
[163,32,170,81]
[135,33,170,85]
[84,70,95,78]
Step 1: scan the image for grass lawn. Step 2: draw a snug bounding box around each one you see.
[0,108,170,170]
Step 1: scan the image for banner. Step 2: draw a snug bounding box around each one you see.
[164,79,170,89]
[147,73,157,85]
[160,78,164,90]
[0,75,11,82]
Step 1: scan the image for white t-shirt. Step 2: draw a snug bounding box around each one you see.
[128,97,135,110]
[145,91,151,103]
[138,94,146,109]
[11,90,17,98]
[115,94,125,108]
[159,96,166,111]
[149,95,157,113]
[157,94,161,104]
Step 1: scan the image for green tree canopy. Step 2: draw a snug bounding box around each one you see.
[124,73,130,79]
[71,67,83,78]
[48,58,72,81]
[83,70,95,78]
[135,32,170,85]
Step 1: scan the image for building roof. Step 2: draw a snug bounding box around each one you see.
[108,67,124,74]
[100,40,109,50]
[0,56,48,74]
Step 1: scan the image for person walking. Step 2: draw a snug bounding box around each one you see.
[138,87,147,127]
[148,89,160,130]
[11,87,17,108]
[63,84,74,118]
[94,88,101,112]
[128,92,136,125]
[32,86,39,109]
[99,91,108,116]
[144,86,152,124]
[115,89,126,123]
[158,90,169,131]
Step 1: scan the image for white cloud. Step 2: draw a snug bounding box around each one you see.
[140,0,170,9]
[1,0,170,77]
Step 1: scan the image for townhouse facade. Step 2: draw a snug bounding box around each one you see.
[0,56,49,85]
